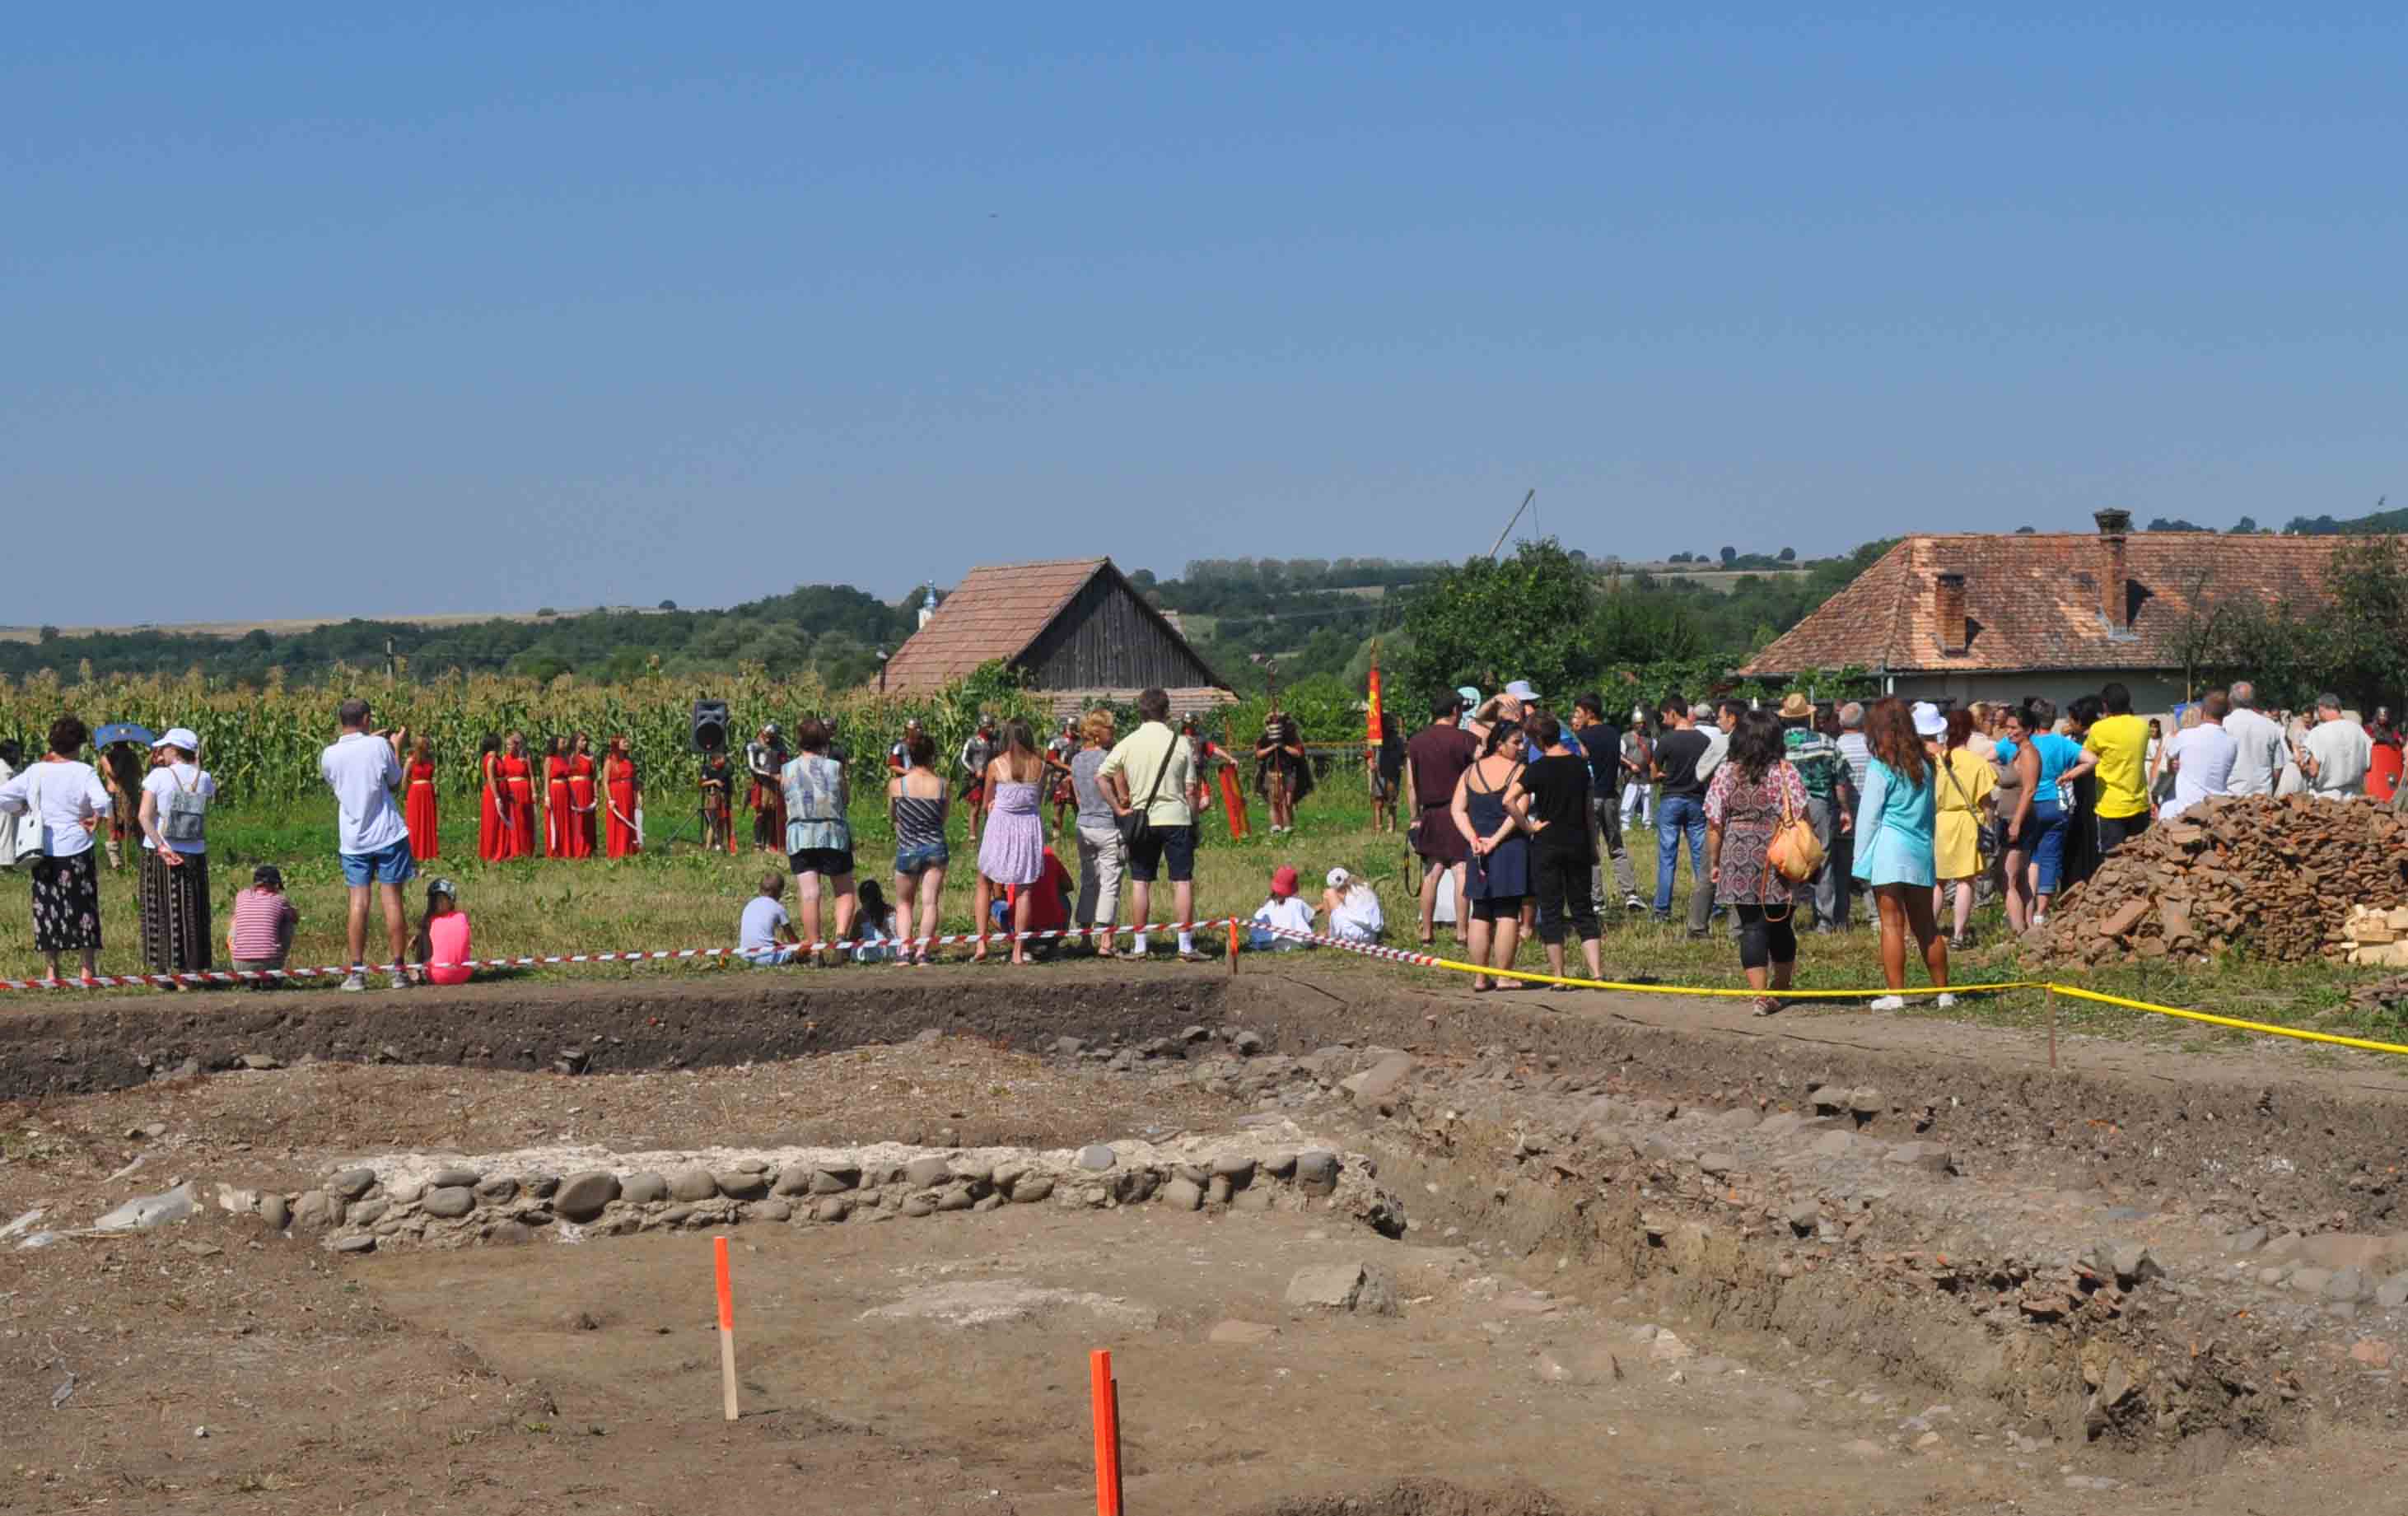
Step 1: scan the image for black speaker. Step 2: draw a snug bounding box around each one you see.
[691,699,729,753]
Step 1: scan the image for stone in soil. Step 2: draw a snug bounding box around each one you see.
[1295,1150,1339,1196]
[422,1185,475,1219]
[666,1167,718,1202]
[1076,1145,1117,1172]
[904,1155,954,1189]
[1161,1178,1203,1211]
[1284,1263,1397,1315]
[619,1172,670,1206]
[330,1168,377,1201]
[1209,1319,1279,1346]
[714,1170,772,1201]
[428,1166,481,1189]
[554,1171,620,1223]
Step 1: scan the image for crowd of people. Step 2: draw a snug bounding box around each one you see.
[1395,678,2407,1014]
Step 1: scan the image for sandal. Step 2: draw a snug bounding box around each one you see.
[1752,996,1785,1017]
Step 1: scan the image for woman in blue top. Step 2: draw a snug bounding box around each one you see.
[1850,697,1949,1011]
[2002,698,2083,926]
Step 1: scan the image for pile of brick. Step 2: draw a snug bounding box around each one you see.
[2340,906,2408,968]
[2030,795,2408,966]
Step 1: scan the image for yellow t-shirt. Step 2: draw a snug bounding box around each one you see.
[2084,713,2152,819]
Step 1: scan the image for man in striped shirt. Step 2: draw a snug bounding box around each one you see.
[225,865,299,984]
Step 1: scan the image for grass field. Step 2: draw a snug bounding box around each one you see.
[1,769,2398,1053]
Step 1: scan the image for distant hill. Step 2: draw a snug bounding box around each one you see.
[2284,505,2408,536]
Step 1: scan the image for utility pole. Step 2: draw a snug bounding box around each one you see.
[1486,489,1538,560]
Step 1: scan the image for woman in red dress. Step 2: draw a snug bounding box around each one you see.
[499,732,539,860]
[404,735,441,861]
[565,732,599,859]
[542,736,571,858]
[602,735,642,859]
[477,735,505,861]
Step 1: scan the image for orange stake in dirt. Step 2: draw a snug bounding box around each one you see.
[715,1235,739,1421]
[1089,1348,1122,1515]
[1227,917,1240,975]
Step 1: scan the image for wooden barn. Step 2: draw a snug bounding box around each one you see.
[878,557,1234,717]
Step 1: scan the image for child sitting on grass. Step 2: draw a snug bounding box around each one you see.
[1321,867,1384,944]
[225,864,299,987]
[410,878,474,986]
[1248,865,1316,950]
[852,880,898,963]
[739,872,801,966]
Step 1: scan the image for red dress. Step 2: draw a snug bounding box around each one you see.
[544,756,572,858]
[478,753,506,862]
[604,758,641,859]
[566,754,597,858]
[404,758,441,861]
[499,755,538,860]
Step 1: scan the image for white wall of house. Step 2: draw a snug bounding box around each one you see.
[1888,671,2189,716]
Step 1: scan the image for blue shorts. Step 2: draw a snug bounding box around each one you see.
[2027,802,2069,895]
[341,838,418,889]
[895,842,950,876]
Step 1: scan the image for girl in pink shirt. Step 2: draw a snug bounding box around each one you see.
[410,879,474,986]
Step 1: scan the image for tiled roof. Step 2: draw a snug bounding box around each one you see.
[1035,687,1240,722]
[1740,532,2367,677]
[880,558,1113,691]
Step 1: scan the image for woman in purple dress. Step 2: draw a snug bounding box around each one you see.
[973,720,1048,964]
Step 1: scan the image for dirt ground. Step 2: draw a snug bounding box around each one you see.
[8,969,2408,1513]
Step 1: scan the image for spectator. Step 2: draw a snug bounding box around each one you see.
[1452,718,1531,991]
[1322,867,1384,945]
[1002,846,1075,955]
[1776,693,1845,932]
[2008,700,2079,927]
[973,720,1049,965]
[1068,711,1124,958]
[1369,721,1406,835]
[1989,707,2030,930]
[1571,693,1641,912]
[1650,695,1713,933]
[888,727,950,966]
[225,864,298,985]
[1404,690,1478,947]
[1832,702,1873,926]
[0,739,23,869]
[2220,682,2287,797]
[2159,690,2237,821]
[852,879,898,963]
[2065,683,2152,856]
[2299,693,2374,799]
[320,700,414,992]
[1929,707,1995,950]
[1249,865,1315,949]
[95,736,147,870]
[0,716,112,984]
[1046,718,1081,837]
[1705,708,1808,1015]
[2368,704,2402,805]
[410,878,474,986]
[782,717,856,963]
[1695,698,1740,785]
[1618,707,1654,834]
[1505,712,1603,987]
[1099,688,1201,959]
[1850,697,1950,1011]
[135,726,217,988]
[738,872,801,965]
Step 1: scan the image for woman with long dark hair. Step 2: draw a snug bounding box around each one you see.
[1849,697,1948,1010]
[564,732,598,859]
[1450,717,1531,991]
[1705,709,1808,1015]
[543,735,571,859]
[602,735,642,859]
[889,727,950,965]
[0,716,112,983]
[475,734,506,862]
[498,731,539,860]
[405,735,441,861]
[972,719,1047,964]
[1931,707,1995,949]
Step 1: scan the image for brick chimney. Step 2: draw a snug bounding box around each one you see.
[2093,508,2133,631]
[1935,572,1969,655]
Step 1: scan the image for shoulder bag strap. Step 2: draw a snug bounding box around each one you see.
[1136,730,1175,813]
[1937,749,1973,810]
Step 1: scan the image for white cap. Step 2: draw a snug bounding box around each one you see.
[1326,867,1351,889]
[1504,679,1541,702]
[154,727,200,752]
[1911,702,1948,738]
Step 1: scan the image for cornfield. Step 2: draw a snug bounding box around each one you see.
[0,668,1048,805]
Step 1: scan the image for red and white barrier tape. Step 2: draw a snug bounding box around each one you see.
[0,919,1244,991]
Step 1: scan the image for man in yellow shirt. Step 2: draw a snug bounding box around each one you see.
[2065,682,2153,856]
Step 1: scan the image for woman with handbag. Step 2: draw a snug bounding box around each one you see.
[136,727,217,987]
[1705,709,1812,1015]
[0,716,114,985]
[1850,698,1950,1011]
[1930,707,1996,950]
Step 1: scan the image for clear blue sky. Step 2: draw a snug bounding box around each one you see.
[7,6,2401,623]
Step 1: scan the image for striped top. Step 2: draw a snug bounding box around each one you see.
[228,887,296,960]
[892,793,947,853]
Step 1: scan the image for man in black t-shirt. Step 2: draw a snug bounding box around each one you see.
[1507,712,1603,982]
[1570,693,1640,912]
[1650,695,1714,931]
[1405,691,1478,945]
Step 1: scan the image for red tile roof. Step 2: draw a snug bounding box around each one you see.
[1740,532,2368,677]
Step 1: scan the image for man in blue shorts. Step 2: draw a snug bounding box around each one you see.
[319,697,417,991]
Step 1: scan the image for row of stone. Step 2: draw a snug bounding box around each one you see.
[279,1145,1352,1252]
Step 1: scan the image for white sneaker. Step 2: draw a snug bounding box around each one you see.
[339,972,367,993]
[2030,912,2049,930]
[388,971,412,991]
[1868,995,1905,1011]
[1934,992,1959,1009]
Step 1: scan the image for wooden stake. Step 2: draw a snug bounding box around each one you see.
[1090,1349,1123,1516]
[1227,917,1240,975]
[715,1235,739,1422]
[2046,987,2057,1071]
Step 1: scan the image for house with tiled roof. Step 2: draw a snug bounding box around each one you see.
[1739,511,2364,710]
[879,557,1234,718]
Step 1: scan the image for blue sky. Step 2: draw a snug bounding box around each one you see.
[7,6,2401,621]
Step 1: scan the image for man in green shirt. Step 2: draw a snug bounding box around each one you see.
[1098,688,1201,959]
[2065,682,2153,856]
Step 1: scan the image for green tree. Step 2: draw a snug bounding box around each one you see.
[1400,540,1595,704]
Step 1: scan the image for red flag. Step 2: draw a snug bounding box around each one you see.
[1366,644,1384,746]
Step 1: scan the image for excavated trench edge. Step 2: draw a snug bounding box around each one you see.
[12,972,2406,1475]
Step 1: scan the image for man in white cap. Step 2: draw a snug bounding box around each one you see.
[1503,679,1542,706]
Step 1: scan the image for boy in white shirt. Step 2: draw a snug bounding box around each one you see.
[1249,865,1316,949]
[739,872,801,965]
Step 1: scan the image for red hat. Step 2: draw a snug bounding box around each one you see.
[1269,865,1299,898]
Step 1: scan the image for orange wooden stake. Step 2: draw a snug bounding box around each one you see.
[715,1235,739,1422]
[1227,917,1241,975]
[1089,1348,1122,1516]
